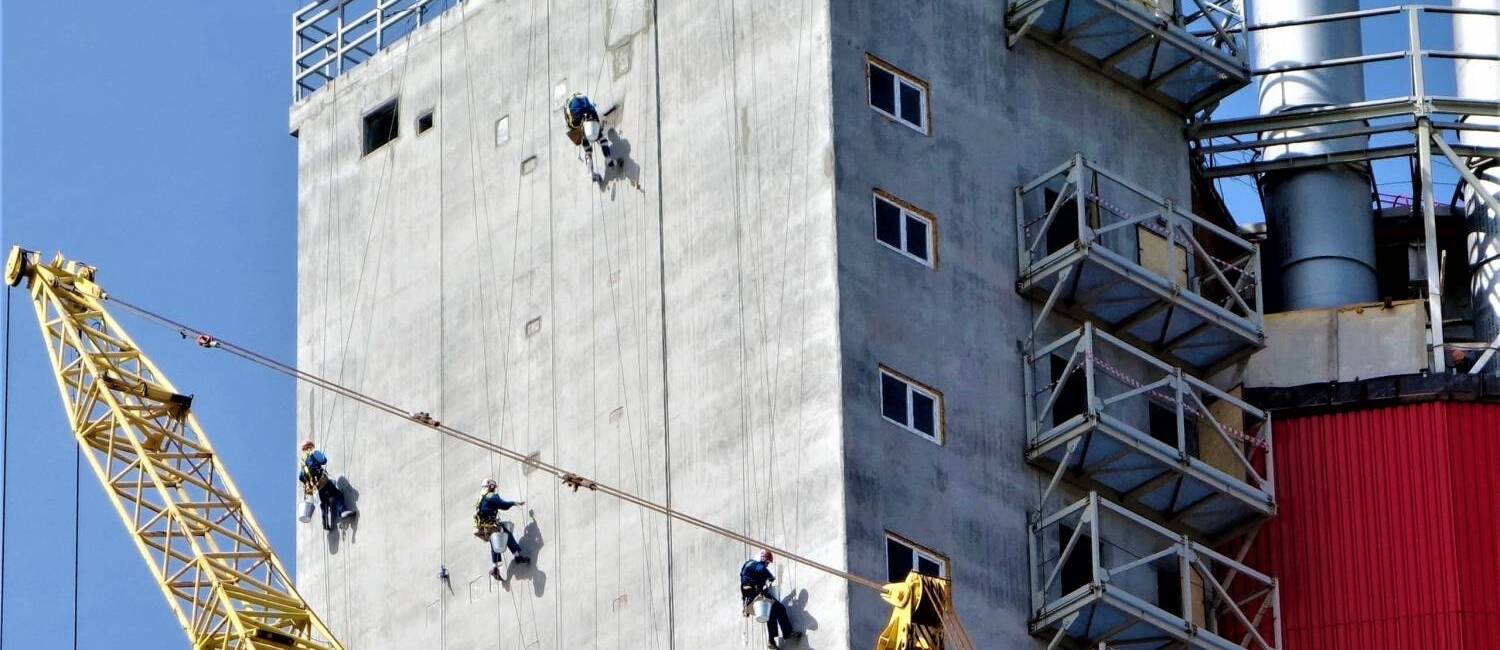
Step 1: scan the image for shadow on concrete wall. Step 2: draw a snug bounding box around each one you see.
[785,588,819,648]
[325,476,361,554]
[602,128,644,198]
[503,513,548,598]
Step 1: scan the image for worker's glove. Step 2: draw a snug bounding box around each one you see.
[515,501,526,507]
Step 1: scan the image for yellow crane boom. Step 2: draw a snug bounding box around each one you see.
[4,247,340,650]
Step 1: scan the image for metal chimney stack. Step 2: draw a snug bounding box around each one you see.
[1455,0,1500,362]
[1251,0,1378,310]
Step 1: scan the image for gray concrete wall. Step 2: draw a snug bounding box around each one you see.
[826,0,1194,646]
[291,0,844,648]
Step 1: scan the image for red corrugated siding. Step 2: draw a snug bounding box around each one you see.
[1248,402,1500,649]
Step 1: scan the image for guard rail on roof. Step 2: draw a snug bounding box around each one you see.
[1005,0,1250,115]
[293,0,462,101]
[1025,322,1274,540]
[1016,155,1265,372]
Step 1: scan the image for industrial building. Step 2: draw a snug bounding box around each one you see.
[283,1,1500,649]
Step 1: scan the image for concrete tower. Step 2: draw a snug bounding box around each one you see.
[291,1,1272,648]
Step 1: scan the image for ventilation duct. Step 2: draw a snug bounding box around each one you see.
[1251,0,1378,311]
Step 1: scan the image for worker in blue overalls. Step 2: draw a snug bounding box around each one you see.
[298,440,355,531]
[740,549,802,648]
[561,92,614,181]
[475,478,531,578]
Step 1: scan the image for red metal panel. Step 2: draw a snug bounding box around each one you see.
[1444,403,1500,648]
[1243,402,1500,649]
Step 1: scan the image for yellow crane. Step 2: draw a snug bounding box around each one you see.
[4,247,341,650]
[5,244,970,649]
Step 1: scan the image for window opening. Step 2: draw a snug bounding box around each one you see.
[873,191,935,266]
[416,109,435,134]
[1049,355,1087,427]
[1148,401,1199,458]
[866,55,929,134]
[879,367,942,442]
[1058,524,1093,594]
[885,534,948,582]
[363,100,400,155]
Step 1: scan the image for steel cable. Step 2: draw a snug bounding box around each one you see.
[103,294,889,593]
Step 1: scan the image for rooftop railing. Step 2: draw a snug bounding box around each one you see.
[293,0,463,101]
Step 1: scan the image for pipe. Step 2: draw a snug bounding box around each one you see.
[1251,0,1378,310]
[1456,0,1500,368]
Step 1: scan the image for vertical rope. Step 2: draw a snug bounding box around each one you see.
[1,286,11,649]
[649,1,677,647]
[72,447,80,650]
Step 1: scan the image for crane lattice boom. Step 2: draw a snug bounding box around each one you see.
[4,247,341,650]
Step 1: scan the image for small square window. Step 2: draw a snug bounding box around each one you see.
[872,191,936,267]
[495,115,511,145]
[866,55,928,134]
[416,110,435,134]
[879,366,943,443]
[885,534,948,582]
[362,99,400,155]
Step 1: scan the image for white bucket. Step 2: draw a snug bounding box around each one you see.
[583,119,602,142]
[752,596,773,623]
[298,500,315,523]
[490,531,505,555]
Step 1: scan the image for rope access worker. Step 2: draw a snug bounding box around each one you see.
[561,92,614,181]
[740,549,803,649]
[298,440,355,531]
[475,478,531,578]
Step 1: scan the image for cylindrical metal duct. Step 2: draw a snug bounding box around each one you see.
[1251,0,1378,311]
[1456,0,1500,364]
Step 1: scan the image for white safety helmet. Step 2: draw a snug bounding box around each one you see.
[481,478,498,491]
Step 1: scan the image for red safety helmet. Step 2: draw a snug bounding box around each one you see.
[759,549,774,563]
[300,439,315,451]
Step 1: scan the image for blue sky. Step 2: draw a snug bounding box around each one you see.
[0,1,1476,648]
[2,2,298,647]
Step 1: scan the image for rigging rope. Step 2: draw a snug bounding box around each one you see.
[102,294,888,593]
[72,446,80,650]
[1,286,10,649]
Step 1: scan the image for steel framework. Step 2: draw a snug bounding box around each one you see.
[1192,3,1500,372]
[1029,493,1280,650]
[3,249,342,650]
[1017,155,1265,373]
[293,0,461,101]
[1025,323,1274,540]
[1005,0,1251,115]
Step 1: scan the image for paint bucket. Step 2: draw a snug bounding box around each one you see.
[490,531,505,556]
[752,596,773,623]
[584,119,602,142]
[298,500,315,523]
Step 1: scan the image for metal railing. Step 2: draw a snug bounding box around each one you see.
[293,0,463,101]
[1025,323,1274,534]
[1005,0,1250,113]
[1192,3,1500,373]
[1016,156,1264,368]
[1029,493,1281,650]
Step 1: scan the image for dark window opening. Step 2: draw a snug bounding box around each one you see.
[1148,401,1199,457]
[910,391,936,437]
[905,216,929,260]
[1044,188,1080,256]
[881,373,908,424]
[875,197,903,249]
[887,537,912,582]
[1050,355,1087,427]
[1058,525,1093,594]
[1157,564,1184,616]
[362,100,400,155]
[416,110,435,134]
[869,65,896,115]
[899,81,922,125]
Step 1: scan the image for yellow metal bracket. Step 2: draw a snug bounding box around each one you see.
[876,573,975,650]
